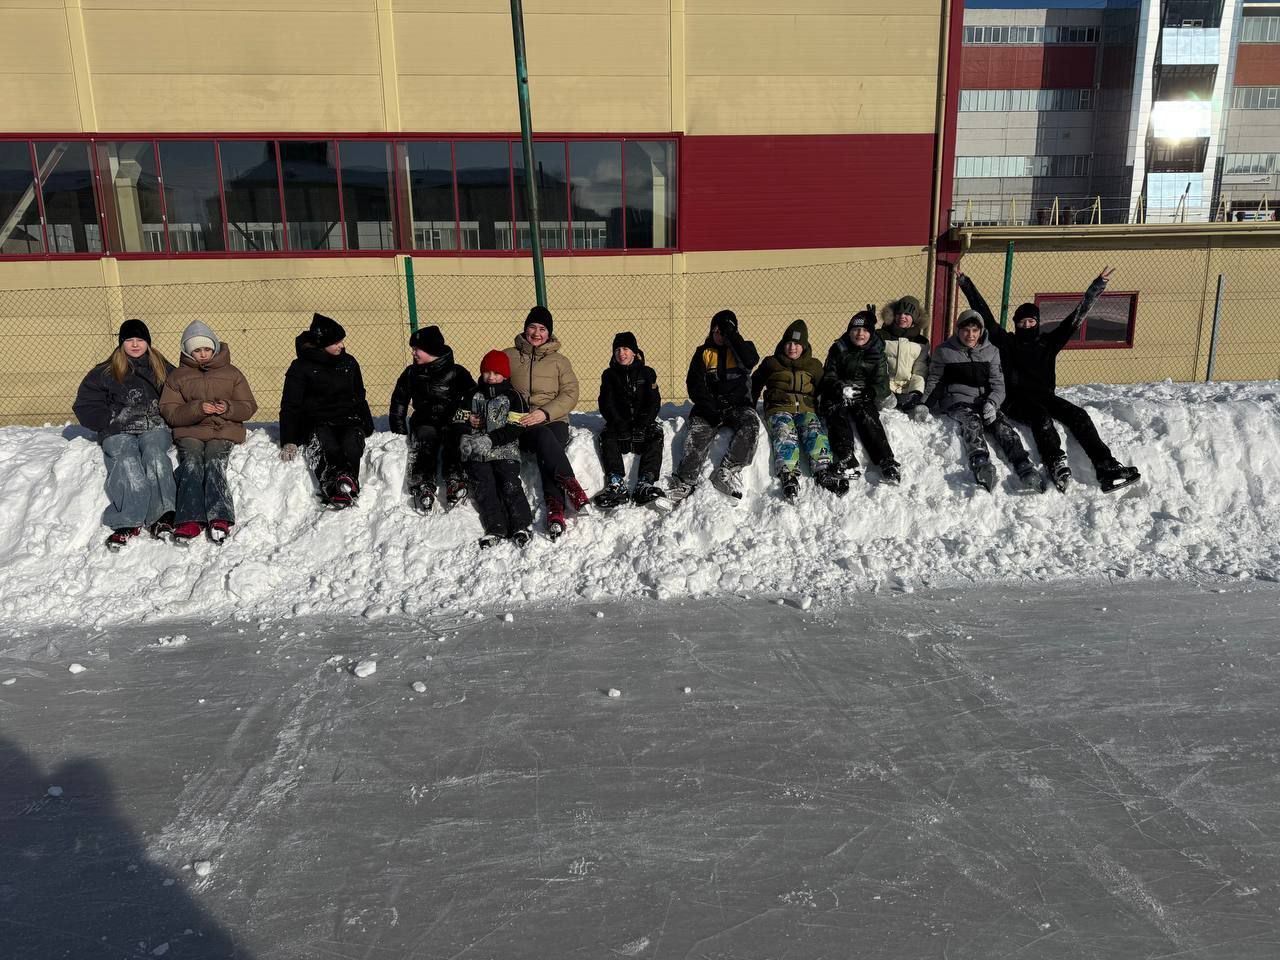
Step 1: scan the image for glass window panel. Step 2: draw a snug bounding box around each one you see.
[405,140,458,250]
[513,141,568,250]
[1083,297,1131,343]
[280,140,341,251]
[569,141,622,250]
[0,141,44,254]
[96,141,164,253]
[35,141,101,253]
[624,140,677,249]
[339,140,396,250]
[454,140,511,250]
[157,141,224,252]
[219,140,283,252]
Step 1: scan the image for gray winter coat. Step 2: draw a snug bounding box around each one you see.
[922,330,1006,412]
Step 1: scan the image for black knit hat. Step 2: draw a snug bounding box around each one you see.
[847,305,876,333]
[710,309,738,334]
[525,305,553,336]
[309,313,346,347]
[410,325,447,355]
[612,331,640,354]
[118,318,151,345]
[1012,302,1040,324]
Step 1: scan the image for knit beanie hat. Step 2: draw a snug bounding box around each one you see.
[709,309,738,334]
[410,325,447,355]
[612,331,640,354]
[180,320,220,357]
[894,296,922,322]
[480,349,511,379]
[309,312,346,348]
[956,309,984,331]
[778,318,809,352]
[1012,302,1040,324]
[847,306,876,333]
[525,305,553,336]
[118,318,151,345]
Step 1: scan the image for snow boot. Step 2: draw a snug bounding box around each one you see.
[323,475,358,509]
[591,475,630,510]
[1014,459,1047,494]
[478,534,502,550]
[411,483,436,514]
[832,456,862,481]
[1095,459,1140,492]
[105,527,141,552]
[511,528,533,548]
[207,519,233,544]
[779,470,800,501]
[557,474,590,513]
[710,464,743,500]
[815,468,850,497]
[148,511,175,541]
[445,475,469,507]
[1049,455,1071,493]
[971,453,997,492]
[634,479,672,511]
[546,493,567,541]
[664,475,696,502]
[172,521,203,543]
[879,460,902,486]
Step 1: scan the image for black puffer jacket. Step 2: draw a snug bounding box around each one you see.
[279,332,375,446]
[687,327,759,424]
[388,350,476,435]
[599,351,660,434]
[73,353,174,439]
[958,273,1108,399]
[819,332,891,411]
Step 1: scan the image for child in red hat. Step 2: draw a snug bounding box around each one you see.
[457,350,533,547]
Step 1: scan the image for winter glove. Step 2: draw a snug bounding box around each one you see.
[981,401,998,424]
[909,403,930,423]
[458,433,492,461]
[900,390,924,409]
[279,443,299,462]
[877,394,896,411]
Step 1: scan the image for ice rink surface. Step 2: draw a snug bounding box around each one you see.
[2,580,1279,959]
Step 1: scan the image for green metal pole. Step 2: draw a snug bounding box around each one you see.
[510,0,547,308]
[404,256,419,334]
[998,240,1014,329]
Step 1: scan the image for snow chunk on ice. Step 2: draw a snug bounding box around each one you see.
[607,688,621,698]
[411,680,427,693]
[67,663,86,674]
[47,785,63,797]
[352,660,376,678]
[2,678,15,686]
[192,860,212,877]
[502,613,514,623]
[152,943,170,956]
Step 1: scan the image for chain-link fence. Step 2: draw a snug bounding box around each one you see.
[1,244,1276,427]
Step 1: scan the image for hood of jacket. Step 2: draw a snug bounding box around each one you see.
[294,330,346,365]
[773,319,811,361]
[180,320,221,356]
[179,341,233,371]
[880,297,928,340]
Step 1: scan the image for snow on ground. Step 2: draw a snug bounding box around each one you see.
[1,381,1277,629]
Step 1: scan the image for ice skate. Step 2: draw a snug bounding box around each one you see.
[478,534,502,550]
[1095,459,1140,493]
[1014,459,1047,494]
[445,475,469,507]
[779,470,800,501]
[511,528,532,547]
[879,460,902,486]
[546,494,567,541]
[710,464,743,500]
[664,475,696,502]
[105,527,140,552]
[207,519,233,544]
[1049,455,1071,493]
[148,511,176,541]
[971,454,997,492]
[557,474,590,512]
[410,483,436,514]
[591,475,630,510]
[814,468,850,497]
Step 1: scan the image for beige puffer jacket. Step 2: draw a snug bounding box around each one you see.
[160,345,258,443]
[504,334,580,423]
[880,297,931,395]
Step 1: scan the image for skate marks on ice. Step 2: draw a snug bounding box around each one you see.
[2,584,1279,958]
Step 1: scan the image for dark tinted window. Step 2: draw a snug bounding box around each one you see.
[455,141,512,250]
[513,141,567,250]
[0,142,43,254]
[569,141,622,250]
[36,141,102,253]
[96,141,165,253]
[280,140,341,250]
[220,140,283,252]
[624,140,677,249]
[157,141,225,252]
[340,140,396,250]
[405,141,457,250]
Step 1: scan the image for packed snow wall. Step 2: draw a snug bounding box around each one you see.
[2,382,1277,628]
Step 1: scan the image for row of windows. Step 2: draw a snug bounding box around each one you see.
[1231,86,1280,109]
[0,137,677,257]
[1239,16,1280,43]
[959,88,1093,112]
[1222,153,1279,175]
[955,155,1092,179]
[963,24,1099,45]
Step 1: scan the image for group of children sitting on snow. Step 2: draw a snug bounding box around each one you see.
[73,269,1139,551]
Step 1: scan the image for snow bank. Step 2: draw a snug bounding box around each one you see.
[2,382,1277,628]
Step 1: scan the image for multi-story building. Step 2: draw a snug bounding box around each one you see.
[1216,1,1280,218]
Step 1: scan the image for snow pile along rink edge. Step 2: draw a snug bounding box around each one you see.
[2,381,1278,628]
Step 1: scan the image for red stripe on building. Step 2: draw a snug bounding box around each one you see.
[680,134,934,251]
[961,46,1096,89]
[1235,44,1280,86]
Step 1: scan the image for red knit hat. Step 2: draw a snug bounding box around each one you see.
[480,349,510,379]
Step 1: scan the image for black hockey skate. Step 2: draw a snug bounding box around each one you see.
[1014,460,1047,494]
[815,469,850,497]
[445,476,469,508]
[971,454,997,492]
[879,460,902,486]
[591,476,630,510]
[1096,459,1140,493]
[105,527,140,552]
[511,528,533,547]
[410,483,436,514]
[779,470,800,501]
[634,480,672,511]
[478,534,501,550]
[1049,455,1071,493]
[148,511,176,541]
[663,476,696,502]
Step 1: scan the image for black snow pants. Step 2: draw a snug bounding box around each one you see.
[465,458,532,538]
[408,420,464,489]
[599,424,664,483]
[519,421,575,499]
[1004,393,1114,467]
[310,421,366,485]
[946,402,1030,467]
[826,402,896,469]
[675,408,759,484]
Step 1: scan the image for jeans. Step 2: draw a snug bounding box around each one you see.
[766,412,831,474]
[175,437,235,525]
[676,408,759,483]
[100,428,175,528]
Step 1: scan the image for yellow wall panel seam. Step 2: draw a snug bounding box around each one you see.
[670,0,685,133]
[62,0,96,130]
[376,0,401,131]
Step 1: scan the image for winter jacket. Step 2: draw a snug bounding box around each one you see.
[504,334,580,424]
[73,353,174,439]
[751,319,824,416]
[388,349,476,435]
[160,344,258,443]
[459,380,529,463]
[819,332,891,411]
[278,332,375,447]
[598,352,660,434]
[958,273,1108,399]
[922,330,1006,412]
[879,303,930,396]
[687,328,760,424]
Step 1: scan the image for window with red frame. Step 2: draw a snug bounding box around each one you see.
[1034,291,1138,348]
[0,136,678,258]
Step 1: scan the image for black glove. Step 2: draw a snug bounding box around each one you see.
[899,390,923,408]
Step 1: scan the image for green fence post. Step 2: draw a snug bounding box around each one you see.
[998,240,1015,329]
[404,256,419,334]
